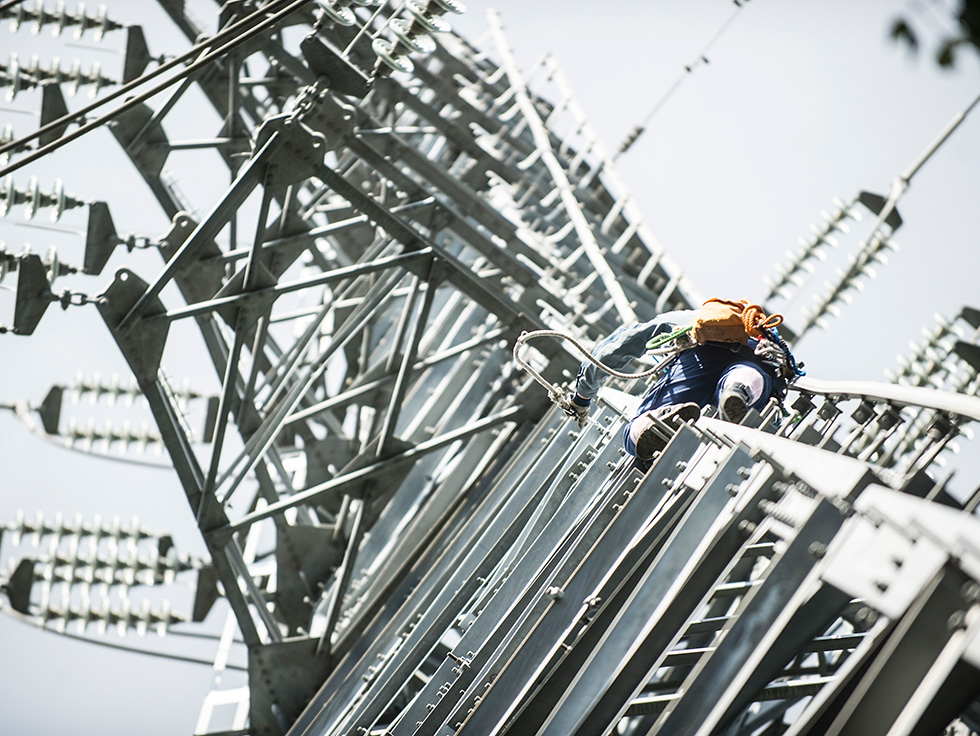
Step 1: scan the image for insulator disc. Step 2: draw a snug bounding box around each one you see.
[406,0,451,33]
[429,0,465,15]
[322,2,356,26]
[390,18,436,54]
[372,37,414,74]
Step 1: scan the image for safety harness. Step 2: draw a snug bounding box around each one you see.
[513,298,804,421]
[660,298,805,382]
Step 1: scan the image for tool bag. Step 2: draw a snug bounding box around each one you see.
[691,298,782,345]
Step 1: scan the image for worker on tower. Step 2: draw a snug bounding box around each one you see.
[565,298,802,460]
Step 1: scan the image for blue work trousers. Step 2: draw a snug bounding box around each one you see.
[622,344,776,455]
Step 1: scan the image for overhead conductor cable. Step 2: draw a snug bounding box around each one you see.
[616,0,752,160]
[0,0,315,177]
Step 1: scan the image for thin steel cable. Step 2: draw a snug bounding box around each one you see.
[0,601,248,670]
[0,0,304,156]
[342,0,393,57]
[515,329,678,382]
[0,0,27,13]
[0,0,312,171]
[512,328,685,415]
[615,1,751,160]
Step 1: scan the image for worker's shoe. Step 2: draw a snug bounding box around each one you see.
[719,383,752,424]
[632,402,701,460]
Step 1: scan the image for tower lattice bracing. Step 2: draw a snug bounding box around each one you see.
[1,2,980,735]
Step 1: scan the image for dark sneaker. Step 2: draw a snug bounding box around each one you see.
[719,383,751,423]
[632,402,701,459]
[657,401,701,427]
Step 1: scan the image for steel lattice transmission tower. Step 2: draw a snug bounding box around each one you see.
[2,3,980,736]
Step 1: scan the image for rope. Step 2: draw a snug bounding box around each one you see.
[742,302,782,337]
[761,326,805,379]
[692,298,802,379]
[646,324,693,351]
[699,297,782,340]
[513,308,806,434]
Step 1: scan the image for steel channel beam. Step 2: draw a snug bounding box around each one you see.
[213,210,373,264]
[396,435,626,735]
[780,613,895,736]
[312,160,578,382]
[150,224,315,554]
[287,414,566,736]
[284,327,507,424]
[793,567,974,736]
[795,376,980,424]
[117,129,282,332]
[151,249,434,323]
[403,347,513,443]
[495,439,611,576]
[320,277,444,651]
[257,235,398,408]
[442,442,705,734]
[0,0,307,179]
[893,644,980,736]
[776,487,979,735]
[342,136,553,274]
[237,312,273,424]
[626,676,836,719]
[299,417,582,736]
[108,103,182,219]
[342,344,515,573]
[487,10,636,325]
[372,77,520,186]
[325,139,566,322]
[413,54,537,161]
[220,403,527,539]
[201,168,280,504]
[377,270,437,456]
[339,426,615,735]
[331,425,518,662]
[481,428,722,735]
[214,266,409,507]
[334,145,564,310]
[97,270,266,647]
[651,499,853,736]
[653,539,779,690]
[533,447,762,735]
[125,73,199,156]
[702,418,876,502]
[317,495,365,660]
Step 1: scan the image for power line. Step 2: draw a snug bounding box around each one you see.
[0,0,314,176]
[615,0,753,160]
[0,0,28,14]
[0,602,247,671]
